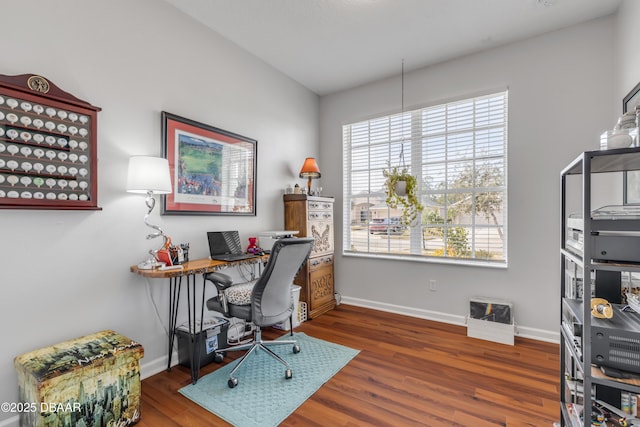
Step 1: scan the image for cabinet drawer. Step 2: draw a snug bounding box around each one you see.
[308,210,333,221]
[309,255,333,272]
[308,201,333,211]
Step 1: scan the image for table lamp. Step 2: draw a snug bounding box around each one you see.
[127,156,172,269]
[299,157,321,195]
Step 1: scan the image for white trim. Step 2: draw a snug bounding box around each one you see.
[140,350,179,380]
[341,296,559,344]
[343,250,508,269]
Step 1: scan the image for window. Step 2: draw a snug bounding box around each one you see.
[342,90,508,266]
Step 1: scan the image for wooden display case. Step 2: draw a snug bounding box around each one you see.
[0,74,101,210]
[284,194,336,318]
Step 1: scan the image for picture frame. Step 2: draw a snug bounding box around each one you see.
[623,80,640,114]
[623,82,640,205]
[624,170,640,204]
[161,111,257,215]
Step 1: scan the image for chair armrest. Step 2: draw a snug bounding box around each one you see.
[204,272,234,317]
[204,272,234,290]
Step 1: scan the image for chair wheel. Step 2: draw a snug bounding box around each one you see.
[214,352,225,363]
[285,369,293,379]
[293,344,300,354]
[228,377,238,388]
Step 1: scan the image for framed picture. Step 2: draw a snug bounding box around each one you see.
[625,170,640,204]
[161,112,257,215]
[623,82,640,205]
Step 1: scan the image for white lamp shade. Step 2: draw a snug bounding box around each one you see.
[126,156,172,194]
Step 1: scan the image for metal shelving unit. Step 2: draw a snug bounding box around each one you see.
[560,146,640,426]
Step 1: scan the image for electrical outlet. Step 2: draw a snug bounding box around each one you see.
[429,279,437,292]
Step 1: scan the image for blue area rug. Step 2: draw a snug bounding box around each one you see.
[179,332,359,427]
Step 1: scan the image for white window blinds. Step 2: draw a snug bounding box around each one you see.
[343,90,508,266]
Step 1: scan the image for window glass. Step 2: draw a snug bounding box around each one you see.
[342,91,508,266]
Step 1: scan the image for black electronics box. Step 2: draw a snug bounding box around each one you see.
[176,317,229,368]
[591,304,640,373]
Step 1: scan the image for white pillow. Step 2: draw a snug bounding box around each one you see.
[224,282,256,305]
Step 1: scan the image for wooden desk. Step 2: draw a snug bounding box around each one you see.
[130,256,266,384]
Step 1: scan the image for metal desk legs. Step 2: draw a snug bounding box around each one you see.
[166,276,182,371]
[185,273,207,384]
[166,273,207,384]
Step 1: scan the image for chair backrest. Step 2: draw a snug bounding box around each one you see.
[251,237,314,327]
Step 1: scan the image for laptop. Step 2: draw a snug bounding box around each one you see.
[207,231,257,262]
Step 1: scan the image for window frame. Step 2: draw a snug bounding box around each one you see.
[342,90,508,268]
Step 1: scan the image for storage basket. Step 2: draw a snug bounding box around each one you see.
[298,301,308,323]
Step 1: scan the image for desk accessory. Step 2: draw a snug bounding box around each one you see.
[127,156,172,269]
[257,230,299,253]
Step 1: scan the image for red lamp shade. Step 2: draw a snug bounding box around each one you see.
[299,157,321,194]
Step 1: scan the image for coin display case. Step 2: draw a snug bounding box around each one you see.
[0,73,101,210]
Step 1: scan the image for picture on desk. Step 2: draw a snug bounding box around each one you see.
[161,112,257,216]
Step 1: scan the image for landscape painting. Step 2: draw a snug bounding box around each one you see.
[161,112,256,215]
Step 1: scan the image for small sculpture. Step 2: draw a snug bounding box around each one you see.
[246,237,261,254]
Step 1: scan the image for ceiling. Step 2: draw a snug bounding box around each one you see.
[165,0,621,96]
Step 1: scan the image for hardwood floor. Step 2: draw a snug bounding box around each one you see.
[139,304,560,426]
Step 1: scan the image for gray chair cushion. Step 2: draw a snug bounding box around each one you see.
[206,296,252,320]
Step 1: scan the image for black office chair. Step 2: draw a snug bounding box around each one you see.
[204,237,313,388]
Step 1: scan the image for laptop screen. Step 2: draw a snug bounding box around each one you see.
[207,231,243,257]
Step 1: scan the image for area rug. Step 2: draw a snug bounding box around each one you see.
[179,332,359,427]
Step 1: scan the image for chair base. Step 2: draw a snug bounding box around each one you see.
[215,326,300,388]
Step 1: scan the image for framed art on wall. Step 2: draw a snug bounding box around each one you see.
[623,80,640,114]
[161,111,257,215]
[625,170,640,204]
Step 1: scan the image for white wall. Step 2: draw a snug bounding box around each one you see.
[0,0,318,420]
[616,1,640,105]
[320,16,617,339]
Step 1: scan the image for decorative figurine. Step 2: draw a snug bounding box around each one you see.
[247,237,260,254]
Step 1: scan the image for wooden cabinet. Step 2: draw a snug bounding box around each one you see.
[284,194,336,318]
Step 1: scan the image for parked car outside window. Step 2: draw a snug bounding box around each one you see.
[369,217,405,234]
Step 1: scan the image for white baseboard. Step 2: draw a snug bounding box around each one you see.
[340,296,559,344]
[140,350,179,380]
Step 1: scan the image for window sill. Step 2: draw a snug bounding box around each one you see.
[342,250,508,269]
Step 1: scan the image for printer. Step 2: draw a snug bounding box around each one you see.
[257,230,299,253]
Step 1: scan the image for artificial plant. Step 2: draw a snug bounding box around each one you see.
[383,165,424,226]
